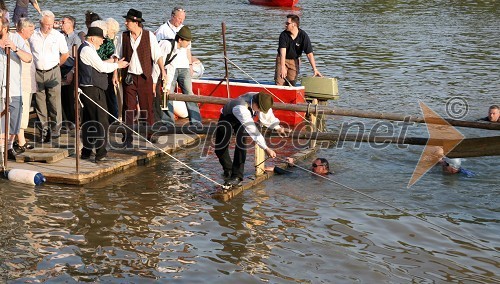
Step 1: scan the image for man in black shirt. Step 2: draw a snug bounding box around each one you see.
[275,14,322,86]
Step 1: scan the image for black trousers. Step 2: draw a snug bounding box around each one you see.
[214,113,249,179]
[80,86,109,160]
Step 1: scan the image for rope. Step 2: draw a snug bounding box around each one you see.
[223,56,318,129]
[275,156,497,252]
[255,156,271,168]
[77,89,231,190]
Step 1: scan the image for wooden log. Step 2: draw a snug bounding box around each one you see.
[108,125,499,158]
[309,99,318,148]
[167,93,500,130]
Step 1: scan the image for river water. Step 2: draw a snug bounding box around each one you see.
[1,0,499,282]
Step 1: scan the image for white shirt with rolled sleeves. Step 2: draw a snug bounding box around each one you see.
[29,28,69,70]
[80,41,120,75]
[232,102,281,150]
[114,30,163,76]
[0,32,31,98]
[155,21,191,67]
[152,40,189,89]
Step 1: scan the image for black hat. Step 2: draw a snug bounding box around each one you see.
[177,26,192,41]
[123,9,145,22]
[86,27,104,38]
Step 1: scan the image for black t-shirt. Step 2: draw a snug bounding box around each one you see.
[277,29,313,59]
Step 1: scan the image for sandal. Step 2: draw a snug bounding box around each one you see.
[13,141,34,153]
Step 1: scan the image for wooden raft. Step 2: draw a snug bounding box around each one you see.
[211,147,318,202]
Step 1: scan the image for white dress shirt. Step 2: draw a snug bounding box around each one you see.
[114,30,163,76]
[80,41,119,74]
[152,40,189,86]
[232,101,281,150]
[29,28,69,70]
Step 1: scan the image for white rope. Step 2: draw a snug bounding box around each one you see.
[223,55,319,129]
[77,89,229,189]
[276,157,497,252]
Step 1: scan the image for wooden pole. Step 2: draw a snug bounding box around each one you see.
[221,22,230,98]
[3,47,10,168]
[309,99,318,148]
[108,124,499,158]
[167,93,500,131]
[254,146,266,176]
[73,44,80,173]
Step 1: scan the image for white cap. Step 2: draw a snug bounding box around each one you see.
[444,158,461,170]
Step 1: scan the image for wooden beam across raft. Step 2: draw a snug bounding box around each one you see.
[108,125,500,158]
[166,93,500,131]
[211,147,318,201]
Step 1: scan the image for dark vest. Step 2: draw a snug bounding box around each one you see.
[222,93,257,117]
[78,42,108,91]
[121,29,153,78]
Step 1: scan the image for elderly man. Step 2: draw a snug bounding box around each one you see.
[153,25,201,125]
[0,17,33,160]
[60,15,81,128]
[275,14,322,86]
[29,10,69,142]
[215,92,289,187]
[79,27,128,162]
[113,9,166,146]
[13,18,36,154]
[155,8,195,86]
[479,105,500,122]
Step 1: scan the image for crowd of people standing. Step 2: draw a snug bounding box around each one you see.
[0,5,202,162]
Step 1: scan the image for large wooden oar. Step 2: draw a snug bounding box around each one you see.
[167,93,500,131]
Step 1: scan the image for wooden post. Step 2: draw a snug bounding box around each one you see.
[221,22,230,98]
[255,146,265,176]
[309,99,318,148]
[3,47,10,169]
[73,44,80,174]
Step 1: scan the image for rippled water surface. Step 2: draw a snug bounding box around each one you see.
[2,0,499,282]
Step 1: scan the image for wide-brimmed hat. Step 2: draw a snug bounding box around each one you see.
[123,9,145,22]
[86,27,104,38]
[177,26,192,41]
[256,92,273,114]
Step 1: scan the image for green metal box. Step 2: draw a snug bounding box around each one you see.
[301,77,339,101]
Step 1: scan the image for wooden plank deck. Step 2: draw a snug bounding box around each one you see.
[1,129,200,185]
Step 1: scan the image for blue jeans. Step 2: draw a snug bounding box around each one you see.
[166,68,201,125]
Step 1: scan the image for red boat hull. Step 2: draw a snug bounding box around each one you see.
[191,79,306,126]
[249,0,299,7]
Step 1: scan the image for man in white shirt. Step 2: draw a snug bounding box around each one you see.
[153,26,201,125]
[13,18,36,154]
[113,9,166,146]
[215,92,289,187]
[78,27,128,162]
[0,17,33,160]
[155,7,194,84]
[29,10,69,142]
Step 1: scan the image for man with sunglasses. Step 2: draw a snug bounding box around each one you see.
[275,14,322,86]
[311,158,331,175]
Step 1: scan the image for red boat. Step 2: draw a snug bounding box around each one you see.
[248,0,299,8]
[191,78,306,126]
